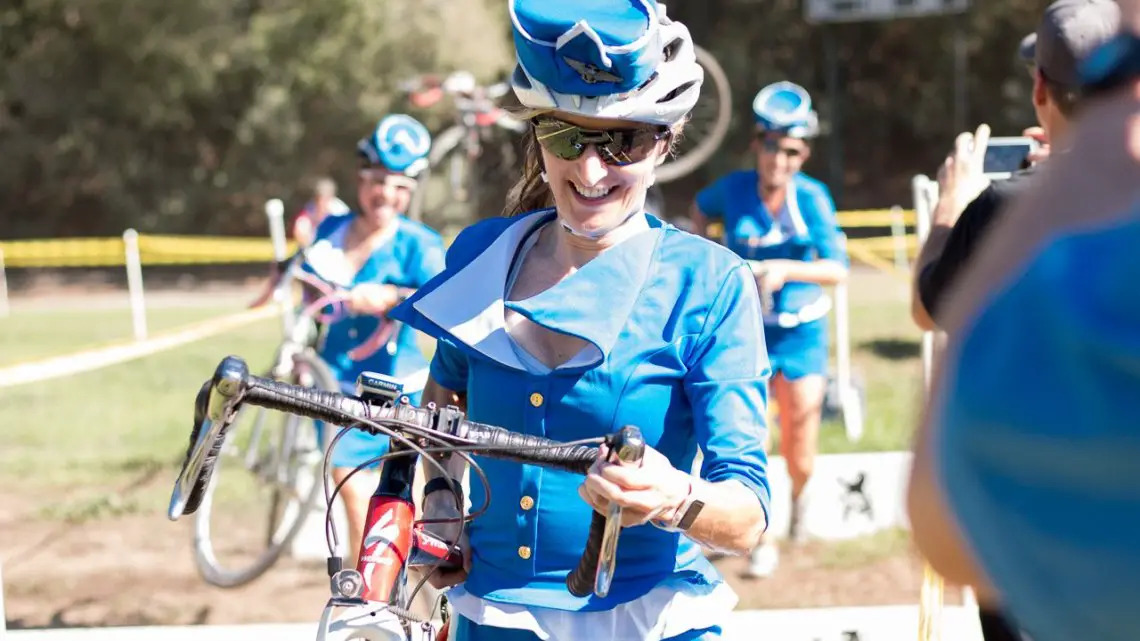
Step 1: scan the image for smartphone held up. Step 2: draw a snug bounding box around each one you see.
[981,136,1041,179]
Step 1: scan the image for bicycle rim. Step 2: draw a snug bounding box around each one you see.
[656,45,733,184]
[190,356,336,588]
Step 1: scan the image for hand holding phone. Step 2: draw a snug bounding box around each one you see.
[937,124,993,220]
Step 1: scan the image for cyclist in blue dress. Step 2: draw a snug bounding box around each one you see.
[690,81,849,578]
[304,113,446,567]
[389,2,771,639]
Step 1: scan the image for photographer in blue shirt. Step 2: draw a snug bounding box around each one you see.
[390,2,771,639]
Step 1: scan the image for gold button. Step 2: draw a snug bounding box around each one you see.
[520,496,535,511]
[517,545,532,560]
[529,393,544,407]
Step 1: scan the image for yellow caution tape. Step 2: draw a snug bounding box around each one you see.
[1,209,919,270]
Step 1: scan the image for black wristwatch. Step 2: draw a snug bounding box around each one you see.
[1080,32,1140,99]
[651,485,705,533]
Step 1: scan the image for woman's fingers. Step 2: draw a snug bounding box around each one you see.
[594,460,656,490]
[427,568,468,590]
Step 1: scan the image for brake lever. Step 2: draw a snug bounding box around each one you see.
[595,426,645,598]
[166,356,251,520]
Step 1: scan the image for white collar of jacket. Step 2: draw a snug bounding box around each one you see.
[392,209,662,372]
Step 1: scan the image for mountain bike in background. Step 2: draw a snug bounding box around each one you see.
[401,71,525,234]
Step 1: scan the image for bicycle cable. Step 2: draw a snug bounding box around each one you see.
[316,405,604,616]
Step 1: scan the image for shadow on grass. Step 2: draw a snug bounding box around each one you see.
[859,338,920,361]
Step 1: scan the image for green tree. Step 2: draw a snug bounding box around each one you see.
[0,0,512,238]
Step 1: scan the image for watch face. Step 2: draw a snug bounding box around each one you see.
[678,499,705,530]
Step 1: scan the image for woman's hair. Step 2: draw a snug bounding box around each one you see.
[502,120,556,217]
[500,102,687,218]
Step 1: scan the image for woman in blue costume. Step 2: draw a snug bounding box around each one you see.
[390,2,771,639]
[305,113,446,567]
[691,81,849,577]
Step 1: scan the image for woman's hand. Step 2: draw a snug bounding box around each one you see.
[346,283,400,315]
[578,444,692,527]
[420,462,472,590]
[751,260,789,293]
[422,525,471,590]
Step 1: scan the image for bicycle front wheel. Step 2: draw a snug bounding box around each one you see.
[190,351,338,588]
[656,44,733,183]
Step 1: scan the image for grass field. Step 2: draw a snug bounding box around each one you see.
[0,271,923,515]
[0,306,254,367]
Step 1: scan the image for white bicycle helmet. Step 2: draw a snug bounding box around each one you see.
[508,0,703,126]
[356,114,432,178]
[752,81,820,140]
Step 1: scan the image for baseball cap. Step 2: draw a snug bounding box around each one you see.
[1019,0,1120,89]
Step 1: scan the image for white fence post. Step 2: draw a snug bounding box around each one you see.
[266,198,288,262]
[834,233,863,442]
[123,229,147,341]
[0,247,9,318]
[911,175,936,389]
[890,204,909,272]
[264,198,295,338]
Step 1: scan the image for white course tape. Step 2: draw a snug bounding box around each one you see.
[0,305,280,390]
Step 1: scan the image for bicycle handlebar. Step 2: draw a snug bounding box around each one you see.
[168,355,631,599]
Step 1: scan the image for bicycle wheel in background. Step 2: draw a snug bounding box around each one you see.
[656,45,732,184]
[190,351,338,588]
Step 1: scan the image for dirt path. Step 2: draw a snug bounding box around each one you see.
[1,482,955,630]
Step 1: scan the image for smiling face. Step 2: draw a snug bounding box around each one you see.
[754,131,811,190]
[356,166,416,228]
[535,112,671,236]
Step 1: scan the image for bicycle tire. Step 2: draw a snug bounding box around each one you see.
[190,352,338,588]
[656,45,733,184]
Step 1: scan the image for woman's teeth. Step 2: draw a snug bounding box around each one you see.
[572,183,615,200]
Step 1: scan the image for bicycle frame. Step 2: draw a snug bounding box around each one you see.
[404,71,525,136]
[315,375,464,641]
[317,447,460,641]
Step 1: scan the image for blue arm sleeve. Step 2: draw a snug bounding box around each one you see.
[683,263,772,517]
[802,183,849,266]
[694,178,726,220]
[428,339,469,393]
[935,220,1140,641]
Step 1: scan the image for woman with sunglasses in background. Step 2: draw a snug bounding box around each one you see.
[389,2,770,639]
[690,82,848,579]
[303,113,446,571]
